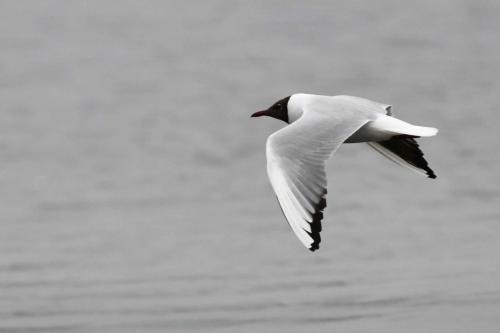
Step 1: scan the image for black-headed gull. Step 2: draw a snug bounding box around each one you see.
[251,94,438,252]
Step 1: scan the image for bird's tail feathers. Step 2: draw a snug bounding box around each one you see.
[373,115,438,137]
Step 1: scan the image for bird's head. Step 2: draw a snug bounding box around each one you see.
[251,96,291,123]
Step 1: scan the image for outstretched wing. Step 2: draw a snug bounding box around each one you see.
[266,103,371,251]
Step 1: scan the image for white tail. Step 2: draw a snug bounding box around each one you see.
[372,115,438,137]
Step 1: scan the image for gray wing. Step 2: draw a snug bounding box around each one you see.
[266,103,372,251]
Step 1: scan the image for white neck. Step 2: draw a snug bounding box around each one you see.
[288,94,313,123]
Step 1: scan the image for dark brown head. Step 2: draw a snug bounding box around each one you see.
[251,96,291,123]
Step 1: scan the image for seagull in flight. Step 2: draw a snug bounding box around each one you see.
[251,94,438,252]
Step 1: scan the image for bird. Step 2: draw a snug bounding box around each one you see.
[251,94,438,252]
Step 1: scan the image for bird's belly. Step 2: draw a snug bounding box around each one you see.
[344,122,392,143]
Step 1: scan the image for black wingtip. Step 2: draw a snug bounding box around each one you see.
[380,136,437,180]
[307,196,327,252]
[423,163,436,179]
[309,245,319,252]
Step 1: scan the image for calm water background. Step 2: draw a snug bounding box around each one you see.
[1,1,500,332]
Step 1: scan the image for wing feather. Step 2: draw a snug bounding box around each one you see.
[266,102,372,251]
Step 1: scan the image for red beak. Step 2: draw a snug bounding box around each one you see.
[251,110,268,117]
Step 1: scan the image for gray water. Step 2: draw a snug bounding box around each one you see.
[1,1,500,332]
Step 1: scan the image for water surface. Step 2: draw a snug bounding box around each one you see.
[1,1,500,332]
